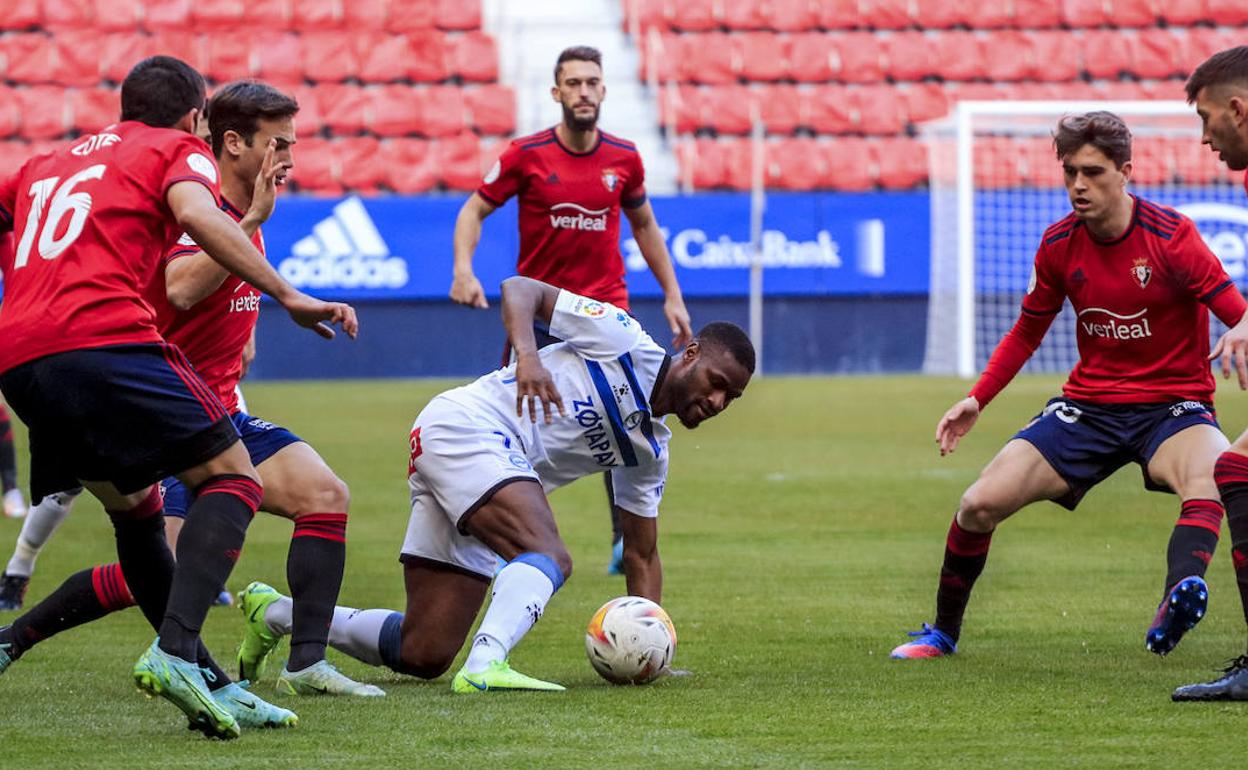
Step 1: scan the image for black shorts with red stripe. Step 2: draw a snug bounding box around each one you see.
[0,342,239,501]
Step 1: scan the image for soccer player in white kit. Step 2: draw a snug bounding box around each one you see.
[237,276,754,691]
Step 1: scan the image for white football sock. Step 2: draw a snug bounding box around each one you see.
[464,561,555,673]
[264,597,393,667]
[5,489,79,577]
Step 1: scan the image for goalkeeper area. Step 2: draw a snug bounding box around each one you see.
[3,375,1248,767]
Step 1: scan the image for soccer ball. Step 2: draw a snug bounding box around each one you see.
[584,596,677,685]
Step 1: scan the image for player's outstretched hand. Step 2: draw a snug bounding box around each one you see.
[1211,318,1248,390]
[665,295,693,349]
[450,272,489,309]
[283,292,359,340]
[514,353,565,424]
[935,396,980,456]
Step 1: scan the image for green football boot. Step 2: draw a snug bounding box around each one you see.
[237,581,284,682]
[212,681,299,728]
[451,660,566,693]
[276,659,386,697]
[133,638,241,740]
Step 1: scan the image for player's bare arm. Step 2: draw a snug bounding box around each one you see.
[450,192,498,309]
[500,276,565,423]
[1212,309,1248,389]
[936,396,981,456]
[618,506,661,602]
[166,180,358,339]
[624,201,693,348]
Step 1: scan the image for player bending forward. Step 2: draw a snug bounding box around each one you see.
[235,276,753,692]
[892,111,1248,661]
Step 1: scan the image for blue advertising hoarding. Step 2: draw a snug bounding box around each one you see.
[259,191,932,301]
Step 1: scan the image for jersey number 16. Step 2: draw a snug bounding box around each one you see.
[13,164,106,269]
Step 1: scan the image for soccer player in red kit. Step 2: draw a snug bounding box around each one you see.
[890,112,1248,661]
[0,57,356,739]
[450,45,692,571]
[1170,46,1248,700]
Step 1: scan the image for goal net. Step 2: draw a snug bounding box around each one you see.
[921,100,1244,378]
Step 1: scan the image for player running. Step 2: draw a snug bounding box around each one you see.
[891,111,1248,661]
[234,276,752,692]
[1171,46,1248,700]
[0,57,356,739]
[450,45,693,573]
[0,80,381,706]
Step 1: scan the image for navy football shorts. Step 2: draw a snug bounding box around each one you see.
[161,411,302,518]
[1014,396,1220,510]
[0,343,239,501]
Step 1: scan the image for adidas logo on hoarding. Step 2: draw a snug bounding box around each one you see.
[278,196,408,289]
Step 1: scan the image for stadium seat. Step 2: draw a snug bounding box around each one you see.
[96,32,152,83]
[50,30,106,87]
[1048,80,1101,100]
[446,31,498,82]
[932,32,985,82]
[15,87,70,140]
[660,85,700,133]
[982,30,1033,82]
[806,86,856,134]
[90,0,144,31]
[733,33,790,82]
[720,0,767,30]
[1131,136,1172,185]
[386,0,437,32]
[149,31,206,72]
[720,137,755,189]
[859,0,914,30]
[679,32,737,85]
[205,34,255,83]
[817,0,861,29]
[769,0,822,31]
[247,0,295,26]
[420,85,470,136]
[302,32,358,82]
[336,136,386,193]
[975,136,1024,190]
[465,84,516,135]
[883,31,938,82]
[703,84,754,134]
[289,0,342,30]
[69,87,119,133]
[834,33,885,85]
[41,0,94,28]
[317,84,371,134]
[853,85,907,136]
[142,0,191,29]
[407,31,450,82]
[1091,79,1150,100]
[1012,0,1062,27]
[676,138,723,189]
[900,83,950,125]
[1018,137,1061,188]
[0,142,30,176]
[1026,31,1081,82]
[766,138,826,191]
[760,85,803,135]
[366,85,421,137]
[189,0,246,30]
[1131,29,1187,80]
[1185,27,1241,74]
[434,132,483,190]
[288,85,323,134]
[1060,0,1111,28]
[788,33,835,83]
[911,0,967,29]
[357,33,414,83]
[872,138,928,190]
[436,0,481,30]
[622,0,666,34]
[1159,0,1209,25]
[381,138,437,193]
[0,88,22,138]
[4,34,55,84]
[1082,31,1134,79]
[667,0,719,32]
[1109,0,1160,27]
[823,138,875,191]
[1206,0,1248,25]
[252,32,304,85]
[1,0,41,31]
[290,137,341,194]
[343,0,388,30]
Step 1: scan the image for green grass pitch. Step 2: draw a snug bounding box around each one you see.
[5,374,1248,767]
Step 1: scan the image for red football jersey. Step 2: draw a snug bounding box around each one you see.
[151,197,261,415]
[477,127,646,309]
[972,195,1247,407]
[0,122,221,374]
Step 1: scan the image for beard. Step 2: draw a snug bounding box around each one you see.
[562,102,599,132]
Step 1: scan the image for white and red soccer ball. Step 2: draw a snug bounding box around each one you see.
[585,596,677,685]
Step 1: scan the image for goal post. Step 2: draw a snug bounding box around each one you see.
[921,100,1243,379]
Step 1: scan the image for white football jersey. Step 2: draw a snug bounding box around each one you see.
[438,290,671,517]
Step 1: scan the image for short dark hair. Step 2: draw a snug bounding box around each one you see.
[696,322,755,374]
[554,46,602,84]
[207,80,300,157]
[1186,46,1248,103]
[120,55,206,128]
[1052,111,1132,168]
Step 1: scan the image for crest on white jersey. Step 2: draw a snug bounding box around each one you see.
[186,153,218,183]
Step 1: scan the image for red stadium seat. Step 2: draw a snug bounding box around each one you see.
[1060,0,1111,28]
[336,137,386,192]
[434,132,483,190]
[317,84,371,134]
[823,138,875,191]
[15,87,70,139]
[436,0,481,30]
[769,0,822,31]
[667,0,719,32]
[386,0,436,32]
[720,0,768,30]
[975,136,1024,190]
[289,0,342,30]
[1082,31,1134,79]
[357,33,414,83]
[381,138,437,193]
[721,137,756,190]
[818,0,861,29]
[252,32,304,86]
[766,138,827,191]
[884,32,938,82]
[1012,0,1062,27]
[189,0,246,30]
[343,0,388,30]
[1019,137,1060,188]
[1108,0,1160,27]
[873,138,928,190]
[41,0,93,28]
[695,86,746,134]
[1131,136,1173,186]
[982,30,1033,83]
[288,85,323,134]
[2,0,41,31]
[760,85,803,135]
[91,0,144,31]
[1132,29,1187,80]
[911,0,967,29]
[675,138,721,189]
[1206,0,1248,25]
[622,0,666,34]
[1048,80,1101,100]
[1026,31,1081,83]
[149,31,206,72]
[446,31,498,82]
[788,33,835,83]
[679,32,737,85]
[250,0,295,27]
[290,137,341,194]
[733,33,790,82]
[806,85,856,134]
[69,88,119,133]
[96,32,152,83]
[859,0,914,30]
[1091,79,1150,100]
[1185,27,1240,75]
[4,34,54,84]
[465,84,515,135]
[302,32,358,82]
[659,85,699,133]
[50,30,106,87]
[408,31,450,82]
[205,34,255,83]
[142,0,191,29]
[932,32,985,82]
[1159,0,1209,25]
[419,85,469,136]
[834,33,885,85]
[0,142,30,175]
[0,88,23,138]
[900,83,950,125]
[366,85,421,137]
[853,85,907,136]
[1170,136,1219,185]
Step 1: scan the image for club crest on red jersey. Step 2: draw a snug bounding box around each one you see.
[602,169,619,192]
[1131,257,1152,289]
